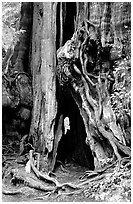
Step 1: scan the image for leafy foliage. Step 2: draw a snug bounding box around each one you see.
[2,2,21,50]
[84,166,131,202]
[110,57,131,146]
[111,57,131,120]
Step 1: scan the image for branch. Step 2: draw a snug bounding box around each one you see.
[78,174,105,188]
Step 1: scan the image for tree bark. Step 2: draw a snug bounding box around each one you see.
[56,2,131,169]
[29,3,58,166]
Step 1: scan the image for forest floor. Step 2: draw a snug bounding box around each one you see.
[2,152,131,202]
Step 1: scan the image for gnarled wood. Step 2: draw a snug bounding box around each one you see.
[56,13,131,169]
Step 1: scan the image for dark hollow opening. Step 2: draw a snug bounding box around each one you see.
[56,2,77,49]
[63,2,76,44]
[56,2,94,170]
[56,89,94,170]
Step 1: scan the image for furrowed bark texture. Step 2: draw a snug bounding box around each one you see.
[12,2,33,73]
[89,2,131,56]
[30,3,57,159]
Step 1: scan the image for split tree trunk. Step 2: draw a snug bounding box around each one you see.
[2,2,131,172]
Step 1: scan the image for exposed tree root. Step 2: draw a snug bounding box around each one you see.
[10,168,55,192]
[2,172,54,196]
[2,152,130,199]
[80,171,99,180]
[29,150,80,190]
[80,159,118,180]
[2,187,23,195]
[2,150,81,197]
[79,156,131,184]
[55,189,83,198]
[78,174,105,188]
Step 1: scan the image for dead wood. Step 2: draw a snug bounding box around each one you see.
[10,168,55,192]
[48,114,63,172]
[2,187,23,195]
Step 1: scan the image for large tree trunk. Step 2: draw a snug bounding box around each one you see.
[2,2,131,172]
[29,3,58,161]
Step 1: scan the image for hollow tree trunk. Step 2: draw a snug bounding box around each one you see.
[56,2,131,169]
[2,2,131,172]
